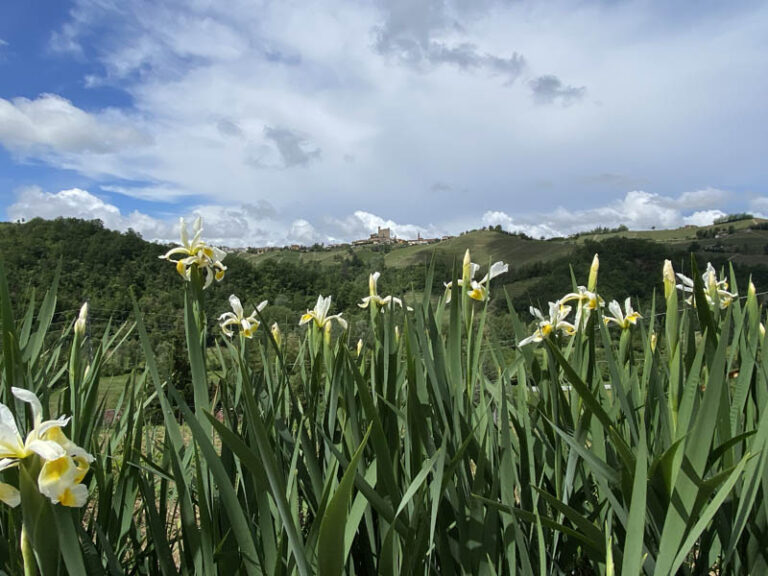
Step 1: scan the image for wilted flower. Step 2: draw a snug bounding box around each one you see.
[675,262,737,309]
[359,272,403,309]
[219,295,267,338]
[300,295,348,330]
[159,216,227,289]
[518,301,577,347]
[604,298,642,330]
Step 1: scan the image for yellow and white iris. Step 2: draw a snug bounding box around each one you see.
[518,301,577,347]
[604,298,642,330]
[1,388,69,462]
[38,454,89,508]
[467,261,509,302]
[219,295,267,338]
[300,295,348,330]
[675,262,737,309]
[561,286,604,326]
[0,388,93,509]
[359,272,403,309]
[444,252,508,303]
[159,216,227,289]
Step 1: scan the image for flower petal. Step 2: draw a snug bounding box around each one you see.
[11,388,44,426]
[228,294,244,318]
[0,482,20,508]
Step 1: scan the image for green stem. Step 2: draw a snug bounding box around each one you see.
[21,524,36,576]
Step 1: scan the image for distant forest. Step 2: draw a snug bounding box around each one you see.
[3,217,768,377]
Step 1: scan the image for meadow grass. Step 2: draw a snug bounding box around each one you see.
[1,250,767,575]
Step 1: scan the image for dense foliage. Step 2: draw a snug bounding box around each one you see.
[1,243,768,574]
[3,217,768,386]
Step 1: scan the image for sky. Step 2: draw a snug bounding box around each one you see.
[0,0,767,247]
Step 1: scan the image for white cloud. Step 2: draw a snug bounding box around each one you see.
[4,185,746,247]
[5,187,438,247]
[0,94,150,157]
[100,184,194,202]
[6,187,170,237]
[683,210,727,226]
[15,0,762,222]
[483,190,731,238]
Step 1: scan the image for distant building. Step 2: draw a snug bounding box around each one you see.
[353,227,446,246]
[353,226,397,246]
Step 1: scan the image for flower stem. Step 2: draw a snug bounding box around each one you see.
[21,524,36,576]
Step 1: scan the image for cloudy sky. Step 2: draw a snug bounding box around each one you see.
[0,0,766,246]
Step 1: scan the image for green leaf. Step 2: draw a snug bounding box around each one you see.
[318,425,372,576]
[621,428,648,576]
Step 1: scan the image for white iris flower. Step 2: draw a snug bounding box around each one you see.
[359,272,403,309]
[0,388,93,509]
[604,298,642,330]
[467,261,509,302]
[219,295,268,338]
[518,301,577,347]
[300,295,348,330]
[675,262,737,309]
[159,216,227,289]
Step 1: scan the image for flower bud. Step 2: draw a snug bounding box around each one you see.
[462,248,472,285]
[663,260,675,300]
[587,254,599,292]
[650,331,657,352]
[356,339,363,356]
[271,322,281,347]
[75,303,88,337]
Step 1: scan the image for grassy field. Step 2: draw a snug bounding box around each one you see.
[4,227,768,574]
[240,217,768,273]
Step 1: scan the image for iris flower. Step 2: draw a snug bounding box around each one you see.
[359,272,403,309]
[675,262,737,309]
[604,298,642,330]
[159,216,227,289]
[1,388,69,462]
[219,295,268,338]
[300,295,348,330]
[561,286,604,326]
[445,254,508,303]
[467,261,509,302]
[518,301,577,347]
[0,388,93,508]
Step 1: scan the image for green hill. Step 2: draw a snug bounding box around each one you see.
[5,215,768,407]
[6,215,768,345]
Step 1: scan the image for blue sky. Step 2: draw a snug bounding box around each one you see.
[1,0,767,246]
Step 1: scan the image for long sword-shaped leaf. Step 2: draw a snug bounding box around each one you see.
[318,425,372,576]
